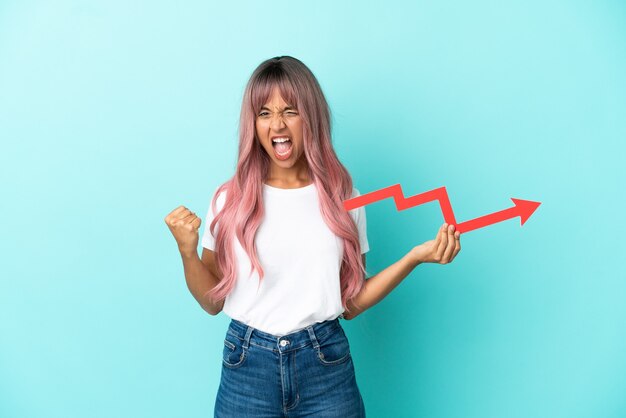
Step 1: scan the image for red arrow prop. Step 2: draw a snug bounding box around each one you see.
[343,184,541,234]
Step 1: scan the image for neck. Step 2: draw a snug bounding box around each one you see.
[266,158,311,187]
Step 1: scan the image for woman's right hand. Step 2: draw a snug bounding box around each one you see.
[409,222,461,265]
[164,205,202,256]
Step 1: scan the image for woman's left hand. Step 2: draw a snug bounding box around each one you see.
[409,222,461,265]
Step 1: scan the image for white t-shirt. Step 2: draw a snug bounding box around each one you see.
[201,182,370,337]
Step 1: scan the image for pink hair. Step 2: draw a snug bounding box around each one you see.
[205,56,366,315]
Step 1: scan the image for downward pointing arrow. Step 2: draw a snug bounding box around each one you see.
[343,184,541,234]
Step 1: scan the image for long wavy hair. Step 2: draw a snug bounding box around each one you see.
[204,56,366,315]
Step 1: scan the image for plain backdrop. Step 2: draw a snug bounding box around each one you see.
[1,1,625,417]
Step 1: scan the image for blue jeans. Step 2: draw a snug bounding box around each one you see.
[214,317,366,417]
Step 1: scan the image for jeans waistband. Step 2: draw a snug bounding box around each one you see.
[226,317,343,353]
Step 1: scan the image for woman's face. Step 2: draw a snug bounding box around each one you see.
[255,86,305,167]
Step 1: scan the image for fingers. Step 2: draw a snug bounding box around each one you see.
[435,223,447,261]
[452,230,461,259]
[164,206,187,222]
[442,224,456,263]
[181,211,196,222]
[428,222,462,265]
[171,206,187,216]
[172,212,192,226]
[165,206,197,227]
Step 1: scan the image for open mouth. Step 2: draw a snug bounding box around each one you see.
[272,137,292,152]
[272,137,293,159]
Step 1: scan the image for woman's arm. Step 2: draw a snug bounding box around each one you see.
[343,222,461,320]
[342,252,419,320]
[181,249,224,315]
[164,205,224,316]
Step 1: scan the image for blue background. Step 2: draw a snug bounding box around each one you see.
[1,1,625,417]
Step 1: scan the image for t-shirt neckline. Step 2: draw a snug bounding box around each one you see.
[263,182,315,195]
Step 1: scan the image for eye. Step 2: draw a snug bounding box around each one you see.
[286,111,298,115]
[258,111,269,117]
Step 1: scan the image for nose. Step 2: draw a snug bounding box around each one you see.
[270,113,287,131]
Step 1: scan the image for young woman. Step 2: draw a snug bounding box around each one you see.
[165,56,461,417]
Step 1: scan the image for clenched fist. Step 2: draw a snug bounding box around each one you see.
[164,206,202,256]
[409,222,461,265]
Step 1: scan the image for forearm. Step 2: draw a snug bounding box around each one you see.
[345,251,421,319]
[180,250,222,315]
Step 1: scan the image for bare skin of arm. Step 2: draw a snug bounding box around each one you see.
[165,205,225,315]
[180,248,225,315]
[342,222,461,320]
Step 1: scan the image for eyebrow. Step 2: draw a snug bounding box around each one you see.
[260,105,296,111]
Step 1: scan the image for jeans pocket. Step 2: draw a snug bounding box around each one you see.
[316,325,351,366]
[222,331,247,369]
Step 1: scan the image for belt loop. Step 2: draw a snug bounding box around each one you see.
[243,325,253,349]
[306,324,320,350]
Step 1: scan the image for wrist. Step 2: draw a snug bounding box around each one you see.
[179,247,198,260]
[407,246,424,267]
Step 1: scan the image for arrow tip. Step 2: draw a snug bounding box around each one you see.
[510,198,541,226]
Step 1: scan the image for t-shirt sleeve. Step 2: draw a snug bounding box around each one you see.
[201,186,226,251]
[349,187,370,254]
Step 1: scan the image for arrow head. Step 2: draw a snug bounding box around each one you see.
[510,198,542,226]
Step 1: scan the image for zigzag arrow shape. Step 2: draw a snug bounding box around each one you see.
[343,184,541,234]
